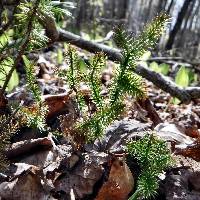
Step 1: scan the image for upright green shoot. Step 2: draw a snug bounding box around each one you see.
[127,134,172,200]
[63,13,169,141]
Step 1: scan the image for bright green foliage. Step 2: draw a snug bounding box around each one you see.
[65,46,84,91]
[77,102,125,141]
[57,48,64,65]
[127,134,172,200]
[110,13,169,105]
[20,104,48,131]
[15,0,73,50]
[0,115,18,170]
[62,15,169,141]
[0,0,74,93]
[40,0,74,22]
[110,70,146,102]
[114,13,169,70]
[22,55,47,131]
[0,32,10,53]
[63,47,112,140]
[23,56,42,102]
[172,66,190,104]
[150,62,170,75]
[62,13,169,141]
[62,46,125,140]
[87,53,106,109]
[188,69,198,84]
[172,65,197,104]
[0,32,19,91]
[175,66,189,88]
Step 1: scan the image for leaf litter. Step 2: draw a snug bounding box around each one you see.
[0,49,200,200]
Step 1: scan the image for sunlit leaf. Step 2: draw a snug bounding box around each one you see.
[159,63,169,75]
[175,66,189,88]
[149,62,169,76]
[7,69,19,91]
[57,48,63,65]
[150,62,160,72]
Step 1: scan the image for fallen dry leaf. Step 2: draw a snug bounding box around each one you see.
[175,139,200,161]
[53,152,108,199]
[86,119,150,153]
[154,123,195,148]
[43,92,78,121]
[95,157,134,200]
[0,164,53,200]
[5,137,54,160]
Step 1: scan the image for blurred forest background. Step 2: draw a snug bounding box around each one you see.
[2,0,200,59]
[66,0,200,60]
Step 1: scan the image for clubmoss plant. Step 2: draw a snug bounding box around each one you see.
[61,13,172,198]
[62,13,169,141]
[0,0,74,93]
[0,0,74,169]
[127,134,173,200]
[18,55,48,131]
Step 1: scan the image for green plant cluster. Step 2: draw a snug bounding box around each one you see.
[0,7,172,198]
[60,47,126,141]
[127,134,172,200]
[0,0,74,92]
[0,1,74,168]
[60,13,169,141]
[16,55,48,131]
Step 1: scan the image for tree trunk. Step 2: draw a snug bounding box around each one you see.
[166,0,174,13]
[165,0,192,50]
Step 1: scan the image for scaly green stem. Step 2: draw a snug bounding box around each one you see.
[128,189,141,200]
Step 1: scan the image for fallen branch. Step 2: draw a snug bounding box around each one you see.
[58,29,122,61]
[5,137,53,160]
[135,65,192,102]
[57,29,200,103]
[30,13,200,104]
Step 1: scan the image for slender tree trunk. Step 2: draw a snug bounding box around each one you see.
[165,0,192,50]
[74,0,88,32]
[0,1,3,27]
[189,0,199,30]
[166,0,174,13]
[177,0,196,47]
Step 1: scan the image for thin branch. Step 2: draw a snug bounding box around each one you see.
[143,57,200,66]
[57,29,200,103]
[25,13,200,103]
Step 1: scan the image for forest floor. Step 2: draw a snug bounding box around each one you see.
[0,45,200,200]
